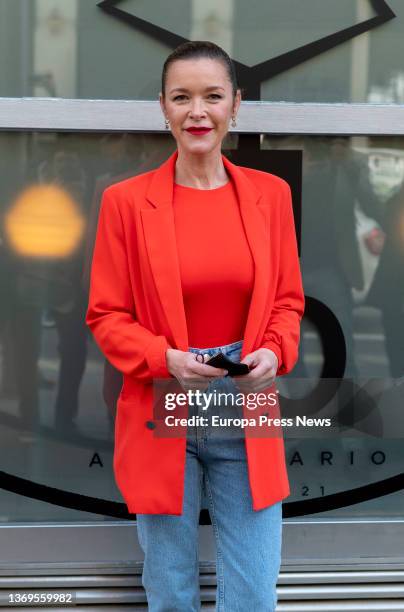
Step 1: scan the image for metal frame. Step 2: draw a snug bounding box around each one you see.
[1,519,404,569]
[0,520,404,606]
[1,98,404,134]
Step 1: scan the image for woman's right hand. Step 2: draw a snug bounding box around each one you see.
[166,349,228,392]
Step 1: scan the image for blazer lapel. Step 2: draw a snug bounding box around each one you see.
[141,150,271,357]
[140,151,189,351]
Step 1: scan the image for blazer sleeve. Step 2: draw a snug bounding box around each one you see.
[260,180,305,376]
[85,187,172,381]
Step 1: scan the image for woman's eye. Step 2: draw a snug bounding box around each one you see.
[172,94,222,101]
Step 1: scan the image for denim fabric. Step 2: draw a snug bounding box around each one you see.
[136,339,282,611]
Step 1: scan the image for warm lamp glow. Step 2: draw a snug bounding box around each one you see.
[5,184,85,258]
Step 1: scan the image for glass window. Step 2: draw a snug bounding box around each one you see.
[1,0,404,103]
[0,131,403,523]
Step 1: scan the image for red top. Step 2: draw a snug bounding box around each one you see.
[173,178,254,348]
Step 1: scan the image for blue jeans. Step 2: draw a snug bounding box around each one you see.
[136,339,282,611]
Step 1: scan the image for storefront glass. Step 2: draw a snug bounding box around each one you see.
[0,131,403,523]
[1,0,404,103]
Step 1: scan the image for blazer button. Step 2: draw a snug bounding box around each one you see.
[145,420,156,430]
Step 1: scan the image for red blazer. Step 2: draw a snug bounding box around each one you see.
[86,149,305,515]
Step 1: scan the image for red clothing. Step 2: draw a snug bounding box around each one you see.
[173,179,254,348]
[85,150,305,515]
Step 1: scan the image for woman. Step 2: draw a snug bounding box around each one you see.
[86,41,304,612]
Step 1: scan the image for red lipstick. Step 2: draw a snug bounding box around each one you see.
[185,127,213,136]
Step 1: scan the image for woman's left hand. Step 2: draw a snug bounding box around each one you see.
[232,348,278,393]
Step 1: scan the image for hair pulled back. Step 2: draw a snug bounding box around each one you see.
[161,40,239,99]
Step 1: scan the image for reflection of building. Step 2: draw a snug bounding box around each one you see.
[0,1,403,609]
[361,147,404,201]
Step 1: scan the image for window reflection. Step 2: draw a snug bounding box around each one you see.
[0,132,403,521]
[0,0,403,102]
[264,135,401,380]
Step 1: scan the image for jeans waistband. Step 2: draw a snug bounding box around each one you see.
[188,339,243,354]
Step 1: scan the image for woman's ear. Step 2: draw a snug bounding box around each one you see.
[159,92,166,118]
[233,89,242,117]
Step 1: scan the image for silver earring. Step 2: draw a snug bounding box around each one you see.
[165,118,170,129]
[231,116,237,128]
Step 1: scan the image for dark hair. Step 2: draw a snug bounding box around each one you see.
[161,41,239,99]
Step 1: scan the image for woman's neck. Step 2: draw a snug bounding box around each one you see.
[174,149,229,189]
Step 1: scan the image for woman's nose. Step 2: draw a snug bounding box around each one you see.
[189,99,206,118]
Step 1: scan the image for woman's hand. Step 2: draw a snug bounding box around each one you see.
[166,349,228,392]
[233,348,278,393]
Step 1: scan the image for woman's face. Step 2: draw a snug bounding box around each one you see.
[160,58,241,156]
